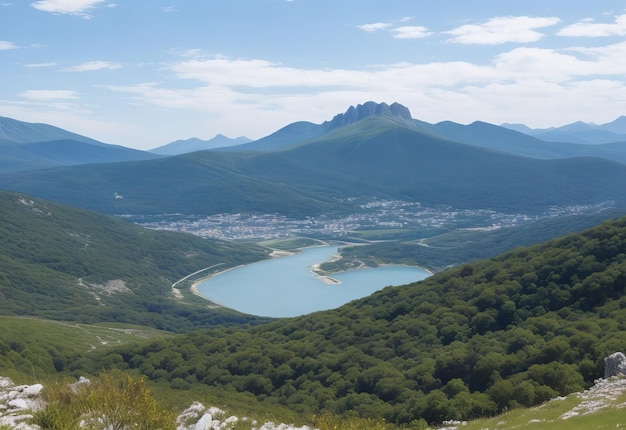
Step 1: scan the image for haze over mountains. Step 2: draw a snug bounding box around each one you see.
[0,116,159,173]
[150,134,252,155]
[502,116,626,144]
[0,102,625,219]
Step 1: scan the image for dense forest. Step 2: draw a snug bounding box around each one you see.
[64,216,626,425]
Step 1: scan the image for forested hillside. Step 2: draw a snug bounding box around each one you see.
[0,190,270,330]
[82,216,626,425]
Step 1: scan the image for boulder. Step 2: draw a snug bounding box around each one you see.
[604,352,626,378]
[7,398,29,410]
[23,384,43,397]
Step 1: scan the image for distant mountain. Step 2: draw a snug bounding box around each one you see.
[225,101,417,152]
[0,115,102,145]
[324,101,413,129]
[2,113,626,218]
[232,103,626,162]
[601,115,626,134]
[0,116,160,173]
[502,116,626,144]
[150,134,252,155]
[424,120,626,163]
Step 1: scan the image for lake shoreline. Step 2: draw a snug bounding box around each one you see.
[189,245,432,317]
[189,247,300,298]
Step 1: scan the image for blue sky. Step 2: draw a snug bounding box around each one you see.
[1,1,626,149]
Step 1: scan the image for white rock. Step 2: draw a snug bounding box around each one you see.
[23,384,43,397]
[8,398,29,410]
[604,352,626,378]
[225,415,239,424]
[194,413,213,430]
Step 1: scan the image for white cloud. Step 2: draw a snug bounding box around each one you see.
[0,41,18,50]
[163,5,177,13]
[557,13,626,37]
[357,22,391,32]
[167,56,493,90]
[391,26,432,39]
[30,0,113,18]
[566,41,626,74]
[62,61,122,72]
[492,41,626,82]
[97,37,626,142]
[24,62,57,68]
[357,18,430,39]
[19,89,79,100]
[445,16,561,44]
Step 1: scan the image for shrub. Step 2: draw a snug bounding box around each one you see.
[31,372,176,429]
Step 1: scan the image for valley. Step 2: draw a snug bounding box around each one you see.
[2,103,626,428]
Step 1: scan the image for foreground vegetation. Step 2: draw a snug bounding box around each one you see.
[31,372,175,430]
[47,216,625,426]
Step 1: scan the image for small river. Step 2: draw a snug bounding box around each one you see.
[195,246,430,317]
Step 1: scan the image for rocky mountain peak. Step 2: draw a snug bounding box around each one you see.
[325,101,413,129]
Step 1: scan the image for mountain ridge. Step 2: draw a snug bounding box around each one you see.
[0,115,103,145]
[224,101,417,152]
[0,116,159,173]
[502,115,626,144]
[150,134,252,155]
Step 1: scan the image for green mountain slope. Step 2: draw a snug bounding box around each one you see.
[85,215,626,425]
[0,315,170,381]
[240,117,626,211]
[0,116,102,145]
[0,190,270,330]
[1,115,626,217]
[0,116,159,173]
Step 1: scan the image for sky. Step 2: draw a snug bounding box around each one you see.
[1,1,626,150]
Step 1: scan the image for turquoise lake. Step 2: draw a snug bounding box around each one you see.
[196,246,431,317]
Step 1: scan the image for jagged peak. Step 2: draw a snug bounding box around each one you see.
[325,101,413,129]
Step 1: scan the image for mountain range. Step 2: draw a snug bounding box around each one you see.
[0,102,625,218]
[150,134,252,155]
[502,116,626,144]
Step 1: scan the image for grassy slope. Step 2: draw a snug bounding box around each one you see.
[464,377,626,429]
[0,315,170,383]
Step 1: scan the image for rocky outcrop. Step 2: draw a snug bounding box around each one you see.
[176,401,314,430]
[0,377,43,429]
[325,101,413,130]
[604,352,626,378]
[560,375,626,419]
[1,376,315,430]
